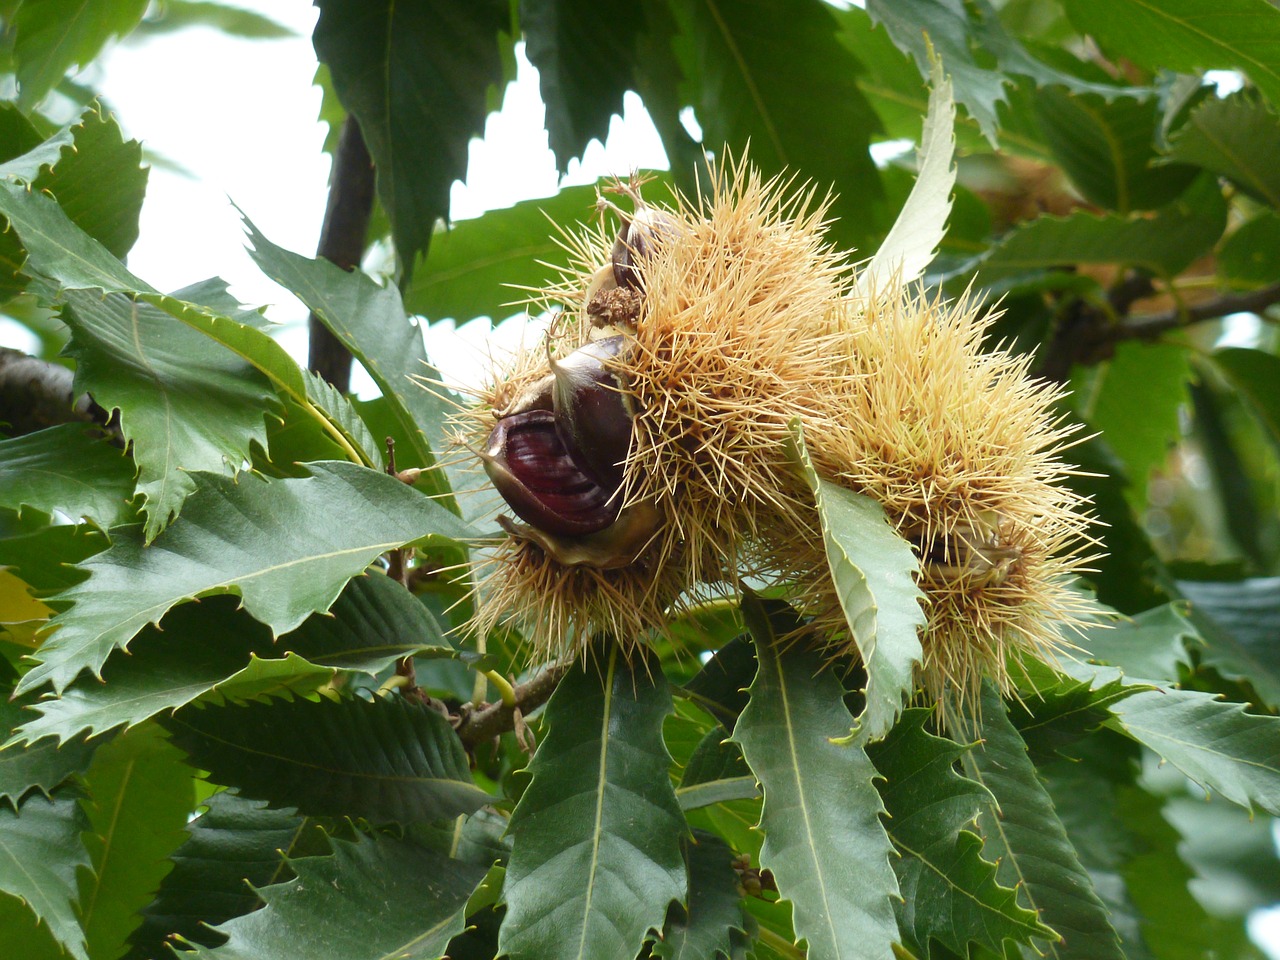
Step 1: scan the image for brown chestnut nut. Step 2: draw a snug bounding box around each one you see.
[611,205,678,291]
[549,335,633,489]
[481,409,620,537]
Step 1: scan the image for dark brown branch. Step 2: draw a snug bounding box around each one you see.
[0,348,118,439]
[1037,277,1280,382]
[454,661,573,750]
[308,115,375,393]
[1117,280,1280,342]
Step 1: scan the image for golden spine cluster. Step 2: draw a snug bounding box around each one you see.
[454,158,1098,705]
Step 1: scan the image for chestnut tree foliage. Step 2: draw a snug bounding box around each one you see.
[2,2,1280,959]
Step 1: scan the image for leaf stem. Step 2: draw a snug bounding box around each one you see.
[754,925,805,958]
[483,669,518,708]
[302,397,368,465]
[455,661,572,749]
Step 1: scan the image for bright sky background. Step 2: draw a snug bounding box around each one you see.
[89,3,668,394]
[2,6,1278,950]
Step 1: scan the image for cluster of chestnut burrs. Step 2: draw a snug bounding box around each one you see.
[477,180,674,569]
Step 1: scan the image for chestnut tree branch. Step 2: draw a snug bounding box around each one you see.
[308,114,375,393]
[0,347,118,439]
[1116,280,1280,342]
[1037,277,1280,382]
[454,661,573,749]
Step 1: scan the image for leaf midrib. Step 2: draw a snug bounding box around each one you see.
[766,638,844,956]
[575,646,617,960]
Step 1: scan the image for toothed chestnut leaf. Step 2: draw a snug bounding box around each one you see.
[550,335,633,488]
[483,410,620,536]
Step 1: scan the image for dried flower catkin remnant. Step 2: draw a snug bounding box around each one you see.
[454,158,1097,707]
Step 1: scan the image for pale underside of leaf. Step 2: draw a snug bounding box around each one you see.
[789,423,925,742]
[858,48,957,296]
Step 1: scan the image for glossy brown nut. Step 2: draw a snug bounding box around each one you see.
[612,207,678,290]
[550,336,633,489]
[482,410,620,536]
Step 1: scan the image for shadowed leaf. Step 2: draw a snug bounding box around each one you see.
[17,462,475,696]
[188,832,486,960]
[127,791,324,956]
[959,683,1125,960]
[869,710,1050,956]
[654,831,749,960]
[0,791,91,960]
[732,595,899,960]
[0,425,136,528]
[500,644,687,960]
[312,0,507,274]
[166,694,490,823]
[76,724,193,960]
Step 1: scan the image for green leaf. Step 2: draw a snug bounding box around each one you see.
[1035,742,1194,960]
[14,575,453,745]
[0,173,333,457]
[969,173,1227,287]
[868,710,1049,957]
[242,218,458,503]
[405,180,645,324]
[654,831,749,960]
[18,461,475,696]
[0,791,91,960]
[1165,791,1280,917]
[312,0,507,273]
[866,0,1131,146]
[59,287,275,541]
[958,684,1125,960]
[1206,348,1280,451]
[12,601,329,745]
[732,594,899,960]
[12,0,148,108]
[1177,577,1280,708]
[670,0,884,251]
[127,791,323,956]
[500,644,687,960]
[0,523,106,597]
[76,723,193,960]
[0,164,367,502]
[166,694,490,823]
[1035,88,1197,212]
[0,694,96,805]
[0,425,136,528]
[188,832,486,960]
[1008,657,1141,763]
[1072,602,1199,682]
[0,121,75,186]
[0,106,147,303]
[1218,211,1280,288]
[35,107,148,260]
[1104,683,1280,815]
[790,424,925,741]
[522,0,639,171]
[299,370,383,468]
[1061,0,1280,111]
[0,891,71,960]
[1113,771,1260,959]
[676,776,760,813]
[1164,91,1280,209]
[865,0,1009,144]
[1073,341,1191,506]
[136,1,293,39]
[681,635,755,729]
